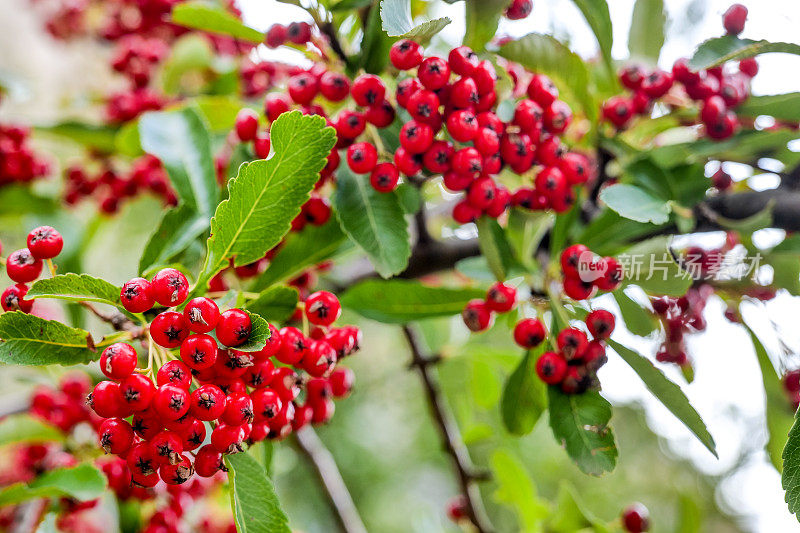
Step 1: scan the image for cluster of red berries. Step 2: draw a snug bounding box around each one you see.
[461,281,517,332]
[240,59,296,98]
[64,155,177,213]
[0,123,50,188]
[560,244,623,300]
[110,34,169,88]
[602,4,757,140]
[651,284,713,366]
[105,88,165,124]
[530,309,614,394]
[264,21,314,49]
[1,226,64,314]
[621,503,650,532]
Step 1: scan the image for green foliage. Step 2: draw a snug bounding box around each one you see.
[380,0,451,40]
[225,452,290,533]
[464,0,509,52]
[783,410,800,522]
[628,0,665,62]
[506,209,553,272]
[612,290,658,337]
[0,464,106,506]
[690,36,800,70]
[35,121,118,153]
[0,311,108,366]
[501,346,548,435]
[599,184,671,224]
[476,216,524,281]
[357,2,394,74]
[548,387,617,476]
[195,111,336,293]
[333,166,410,278]
[161,34,215,95]
[171,2,264,43]
[569,0,613,68]
[341,279,484,323]
[245,286,299,324]
[0,414,64,447]
[28,273,135,319]
[548,481,611,532]
[738,92,800,122]
[619,236,693,296]
[606,339,717,457]
[491,449,549,531]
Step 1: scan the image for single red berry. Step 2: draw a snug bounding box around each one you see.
[120,277,154,313]
[179,333,218,371]
[222,392,255,426]
[400,120,434,153]
[151,311,190,348]
[365,100,396,128]
[499,133,534,173]
[602,96,634,128]
[560,244,590,278]
[394,147,423,176]
[406,88,440,120]
[418,57,450,90]
[98,418,134,455]
[739,57,758,77]
[586,309,615,339]
[194,445,225,477]
[303,195,332,225]
[183,297,220,333]
[396,78,422,108]
[253,132,271,158]
[252,388,283,421]
[583,340,608,372]
[304,291,341,327]
[390,39,423,70]
[127,442,159,478]
[723,3,747,35]
[1,283,32,313]
[265,93,291,122]
[351,74,386,107]
[159,454,193,485]
[157,360,192,389]
[151,430,184,465]
[619,65,645,90]
[244,359,275,389]
[622,503,650,532]
[303,339,337,377]
[276,326,306,366]
[265,24,288,48]
[472,60,497,94]
[448,46,479,77]
[27,226,63,259]
[181,418,207,451]
[234,109,259,142]
[210,423,247,454]
[505,0,533,19]
[423,140,454,173]
[559,152,592,185]
[131,408,162,440]
[154,383,190,421]
[287,21,312,44]
[370,162,400,192]
[543,100,572,134]
[446,109,479,142]
[119,373,155,412]
[594,256,624,291]
[563,276,597,300]
[190,384,227,421]
[99,342,138,380]
[346,142,378,174]
[466,176,495,209]
[514,318,547,349]
[6,249,42,283]
[535,352,568,384]
[705,111,739,140]
[452,147,483,177]
[513,99,543,133]
[88,381,126,418]
[640,70,673,98]
[255,323,281,360]
[535,166,567,199]
[335,109,367,139]
[150,268,189,307]
[216,308,252,347]
[557,327,589,360]
[712,168,733,190]
[462,299,493,332]
[288,72,319,105]
[527,75,559,106]
[452,199,481,223]
[319,71,350,102]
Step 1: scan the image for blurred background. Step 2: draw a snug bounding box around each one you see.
[2,0,800,531]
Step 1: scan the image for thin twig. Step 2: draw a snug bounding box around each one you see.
[401,325,494,533]
[79,302,142,336]
[293,427,367,533]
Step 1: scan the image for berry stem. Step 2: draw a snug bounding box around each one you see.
[292,427,367,533]
[401,325,494,533]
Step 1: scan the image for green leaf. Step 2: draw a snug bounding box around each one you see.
[501,346,548,435]
[477,216,522,281]
[569,0,613,67]
[225,451,290,533]
[649,129,798,168]
[490,450,549,531]
[619,236,692,296]
[331,0,373,11]
[139,107,218,215]
[171,1,264,43]
[358,2,394,74]
[547,387,617,476]
[548,481,610,533]
[606,339,717,457]
[499,33,596,122]
[628,0,665,62]
[195,111,336,294]
[138,204,211,274]
[27,274,133,318]
[396,182,422,214]
[0,464,106,506]
[0,312,103,366]
[783,410,800,522]
[464,0,508,52]
[35,121,118,153]
[690,36,800,70]
[341,279,484,323]
[161,34,215,95]
[738,93,800,122]
[252,221,350,291]
[380,0,451,40]
[599,184,671,224]
[767,252,800,296]
[0,414,64,447]
[506,209,554,271]
[333,166,411,278]
[612,289,658,337]
[245,286,299,324]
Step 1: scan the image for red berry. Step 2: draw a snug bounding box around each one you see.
[514,318,547,349]
[131,408,162,440]
[619,65,645,90]
[396,78,422,108]
[27,226,63,259]
[98,418,134,455]
[467,176,495,209]
[370,162,400,192]
[335,109,366,139]
[276,326,306,366]
[586,309,615,339]
[119,373,155,412]
[88,381,126,418]
[535,166,567,199]
[595,256,624,291]
[712,168,733,190]
[318,71,351,102]
[452,147,483,177]
[446,109,479,142]
[506,0,533,19]
[157,360,192,389]
[365,100,396,127]
[622,503,650,532]
[216,309,252,347]
[244,360,275,389]
[394,147,423,176]
[190,384,227,421]
[563,276,597,300]
[127,442,159,478]
[151,430,184,465]
[151,311,190,348]
[329,367,354,398]
[640,70,673,99]
[583,340,608,372]
[151,268,189,307]
[194,445,224,477]
[154,383,190,420]
[446,495,469,522]
[400,120,434,153]
[183,297,220,333]
[406,89,440,120]
[527,75,558,106]
[448,46,479,76]
[543,100,572,134]
[418,57,450,90]
[423,140,454,173]
[304,291,341,326]
[234,109,259,142]
[472,60,497,95]
[535,352,568,384]
[288,72,319,105]
[222,392,254,426]
[99,342,138,380]
[159,454,193,485]
[739,57,758,77]
[303,340,337,377]
[485,282,516,313]
[462,299,493,332]
[390,39,423,70]
[6,249,42,283]
[210,423,247,454]
[265,93,291,122]
[287,21,312,44]
[560,244,590,278]
[556,327,589,360]
[1,283,32,313]
[265,24,288,48]
[252,388,283,421]
[351,74,386,107]
[723,3,747,35]
[602,96,634,128]
[346,142,378,174]
[178,333,217,370]
[452,199,481,223]
[253,132,271,158]
[120,277,154,313]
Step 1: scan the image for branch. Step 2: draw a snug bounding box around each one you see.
[401,325,494,533]
[79,302,143,336]
[699,189,800,232]
[293,427,367,533]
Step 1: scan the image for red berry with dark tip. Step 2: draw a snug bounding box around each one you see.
[216,308,251,347]
[99,342,138,380]
[418,57,450,90]
[351,74,385,107]
[390,39,423,70]
[150,268,189,307]
[234,109,259,142]
[98,418,134,455]
[622,503,650,532]
[154,383,190,421]
[6,249,42,284]
[120,277,154,313]
[723,3,747,35]
[462,299,493,332]
[346,142,378,174]
[150,311,190,348]
[370,162,400,193]
[557,327,589,360]
[514,318,547,349]
[27,226,63,259]
[536,351,568,384]
[2,283,32,313]
[586,309,615,339]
